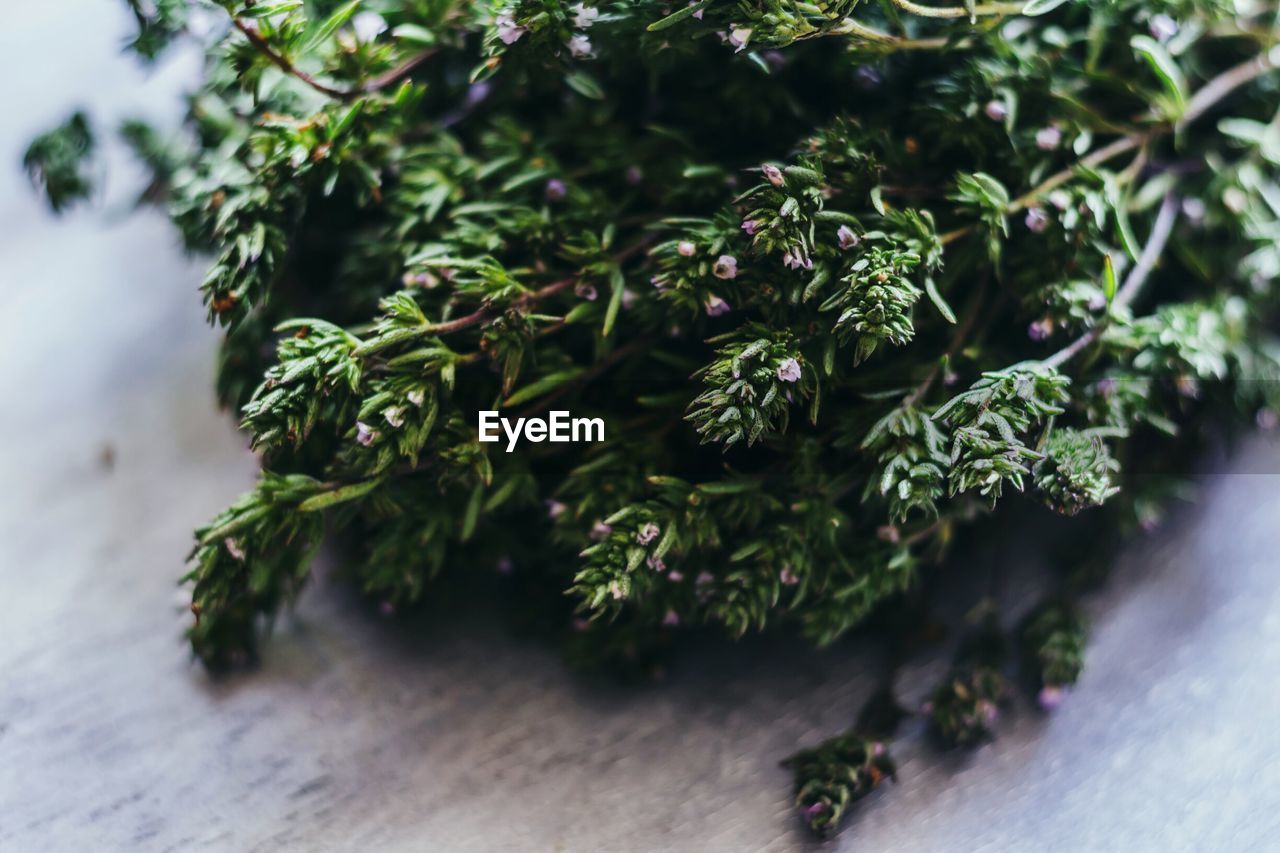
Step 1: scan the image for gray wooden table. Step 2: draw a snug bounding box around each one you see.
[3,5,1280,851]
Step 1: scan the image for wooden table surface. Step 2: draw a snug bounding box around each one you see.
[3,6,1280,851]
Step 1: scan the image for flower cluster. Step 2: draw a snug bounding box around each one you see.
[687,329,813,448]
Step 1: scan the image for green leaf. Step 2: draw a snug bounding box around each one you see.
[461,482,484,541]
[1130,35,1187,115]
[1102,253,1117,304]
[304,0,362,51]
[296,478,382,512]
[602,265,624,337]
[969,172,1010,208]
[565,71,605,100]
[870,185,886,215]
[647,1,710,32]
[393,24,438,46]
[1104,177,1140,262]
[1022,0,1070,15]
[502,370,583,407]
[924,277,957,324]
[240,2,303,19]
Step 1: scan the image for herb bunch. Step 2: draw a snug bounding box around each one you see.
[30,0,1280,837]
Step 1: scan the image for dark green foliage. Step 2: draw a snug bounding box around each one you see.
[185,473,330,668]
[924,614,1011,747]
[34,0,1280,839]
[125,0,188,60]
[23,112,94,213]
[1033,428,1120,515]
[1020,601,1087,704]
[934,364,1070,500]
[687,327,813,447]
[788,734,896,836]
[861,405,949,521]
[241,320,362,451]
[925,664,1009,748]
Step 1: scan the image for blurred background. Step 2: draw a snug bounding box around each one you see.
[3,4,1280,851]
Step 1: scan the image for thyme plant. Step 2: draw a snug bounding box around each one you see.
[29,0,1280,836]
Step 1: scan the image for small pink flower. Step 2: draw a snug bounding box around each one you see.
[355,421,378,447]
[407,389,426,407]
[667,569,684,582]
[1028,318,1054,341]
[779,565,799,585]
[1048,190,1072,211]
[741,219,759,236]
[802,802,828,822]
[782,250,812,271]
[575,282,598,301]
[1025,207,1050,234]
[495,11,526,44]
[352,12,387,42]
[705,295,731,316]
[402,270,439,289]
[984,100,1008,122]
[712,255,738,280]
[1036,126,1062,150]
[728,26,752,53]
[608,580,624,600]
[662,609,680,626]
[546,499,567,519]
[224,538,246,562]
[636,522,660,545]
[383,406,405,428]
[837,225,860,250]
[646,554,666,571]
[567,34,593,58]
[761,163,784,187]
[620,289,637,310]
[590,520,612,540]
[1149,14,1178,43]
[625,165,643,185]
[696,571,714,586]
[1037,685,1065,710]
[466,81,492,107]
[571,3,599,28]
[776,357,802,383]
[545,178,567,201]
[689,0,704,20]
[677,240,696,257]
